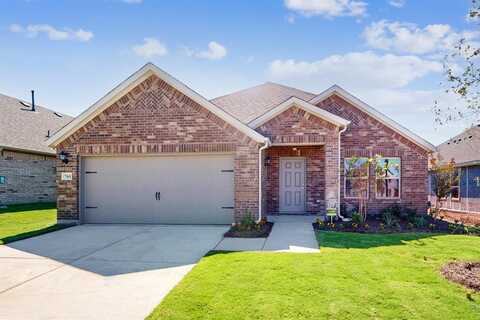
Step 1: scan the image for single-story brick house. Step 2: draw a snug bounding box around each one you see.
[429,125,480,214]
[0,92,72,205]
[47,63,435,224]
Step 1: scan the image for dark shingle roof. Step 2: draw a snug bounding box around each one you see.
[211,82,316,123]
[0,93,73,155]
[435,125,480,166]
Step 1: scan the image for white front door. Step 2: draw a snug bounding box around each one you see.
[279,157,306,213]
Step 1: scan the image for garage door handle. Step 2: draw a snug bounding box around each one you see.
[155,192,161,200]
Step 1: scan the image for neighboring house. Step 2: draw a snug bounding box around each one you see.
[47,63,435,225]
[429,125,480,214]
[0,92,73,205]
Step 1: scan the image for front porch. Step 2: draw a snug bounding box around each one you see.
[263,144,339,216]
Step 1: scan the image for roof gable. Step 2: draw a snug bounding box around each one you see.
[47,63,267,147]
[249,97,350,128]
[309,85,436,152]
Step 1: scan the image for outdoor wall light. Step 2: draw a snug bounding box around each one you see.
[59,151,69,164]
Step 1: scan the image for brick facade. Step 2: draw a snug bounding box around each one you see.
[54,71,430,222]
[0,159,56,205]
[316,95,429,215]
[256,107,339,215]
[56,75,260,222]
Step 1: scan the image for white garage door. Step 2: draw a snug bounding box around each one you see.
[82,154,235,224]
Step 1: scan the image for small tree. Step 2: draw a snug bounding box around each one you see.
[434,0,480,124]
[429,157,457,217]
[344,154,383,223]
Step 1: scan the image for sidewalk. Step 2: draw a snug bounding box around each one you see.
[214,215,319,252]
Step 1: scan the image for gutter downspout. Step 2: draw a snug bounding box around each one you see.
[258,138,271,223]
[337,125,348,220]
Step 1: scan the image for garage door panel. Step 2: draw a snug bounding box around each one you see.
[83,155,234,224]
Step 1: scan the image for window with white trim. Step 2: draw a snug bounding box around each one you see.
[344,157,369,199]
[450,168,460,200]
[375,157,400,199]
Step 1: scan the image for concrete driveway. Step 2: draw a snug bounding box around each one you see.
[0,224,228,320]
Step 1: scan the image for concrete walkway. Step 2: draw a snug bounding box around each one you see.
[215,215,319,252]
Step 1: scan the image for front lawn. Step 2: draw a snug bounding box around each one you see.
[148,232,480,320]
[0,203,64,244]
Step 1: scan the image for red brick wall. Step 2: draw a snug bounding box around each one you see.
[256,107,339,214]
[56,75,260,222]
[316,95,429,215]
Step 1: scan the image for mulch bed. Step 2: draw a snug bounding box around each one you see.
[441,261,480,292]
[224,222,274,238]
[313,215,480,235]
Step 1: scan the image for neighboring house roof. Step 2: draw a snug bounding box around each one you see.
[46,63,268,148]
[249,96,350,128]
[435,125,480,167]
[0,93,73,155]
[211,82,316,123]
[309,85,436,152]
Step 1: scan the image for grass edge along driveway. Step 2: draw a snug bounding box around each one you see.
[147,232,480,320]
[0,203,66,244]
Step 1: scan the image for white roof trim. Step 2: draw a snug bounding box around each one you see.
[248,96,350,129]
[46,63,267,147]
[309,85,436,152]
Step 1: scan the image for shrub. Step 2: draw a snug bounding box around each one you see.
[414,216,427,229]
[402,207,417,223]
[381,204,416,222]
[351,212,362,224]
[317,219,324,227]
[382,211,399,228]
[381,204,401,218]
[238,211,256,231]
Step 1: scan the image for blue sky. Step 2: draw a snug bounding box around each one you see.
[0,0,476,144]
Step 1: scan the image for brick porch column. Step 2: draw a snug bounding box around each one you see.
[324,129,340,212]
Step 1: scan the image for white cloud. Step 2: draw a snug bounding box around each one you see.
[268,51,442,90]
[267,51,464,144]
[284,0,367,18]
[184,41,227,60]
[132,38,168,58]
[9,24,93,42]
[363,20,480,55]
[388,0,405,8]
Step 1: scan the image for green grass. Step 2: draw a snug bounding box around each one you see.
[0,203,66,244]
[147,232,480,320]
